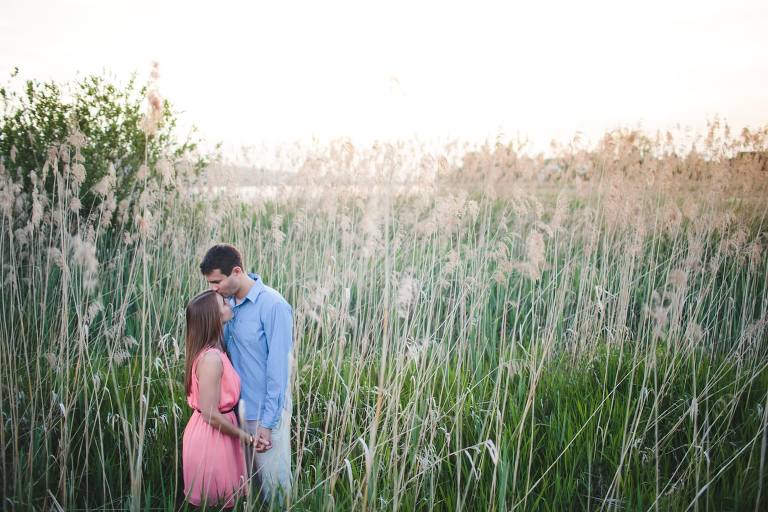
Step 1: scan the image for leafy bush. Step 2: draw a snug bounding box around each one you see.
[0,67,209,222]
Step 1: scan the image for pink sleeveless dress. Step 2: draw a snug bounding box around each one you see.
[182,347,247,507]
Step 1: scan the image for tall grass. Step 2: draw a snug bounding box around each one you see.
[1,125,767,511]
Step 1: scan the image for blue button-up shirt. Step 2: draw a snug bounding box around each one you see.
[224,273,293,428]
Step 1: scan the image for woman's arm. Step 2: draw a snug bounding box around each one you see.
[196,351,253,444]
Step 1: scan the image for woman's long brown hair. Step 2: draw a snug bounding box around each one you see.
[185,290,224,396]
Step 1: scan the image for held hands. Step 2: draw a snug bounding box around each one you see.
[238,427,271,451]
[255,426,272,452]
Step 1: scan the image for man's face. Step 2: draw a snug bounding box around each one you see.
[205,267,241,298]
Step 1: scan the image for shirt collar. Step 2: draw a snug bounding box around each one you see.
[229,273,264,307]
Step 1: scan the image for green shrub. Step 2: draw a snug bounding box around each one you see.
[0,67,208,223]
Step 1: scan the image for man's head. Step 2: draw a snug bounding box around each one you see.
[200,244,247,297]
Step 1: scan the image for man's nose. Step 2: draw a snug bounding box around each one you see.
[210,284,219,292]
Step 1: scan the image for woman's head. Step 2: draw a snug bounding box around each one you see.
[184,290,233,395]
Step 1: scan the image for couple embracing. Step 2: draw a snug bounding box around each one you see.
[182,244,293,508]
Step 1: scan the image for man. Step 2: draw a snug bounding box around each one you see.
[199,243,293,504]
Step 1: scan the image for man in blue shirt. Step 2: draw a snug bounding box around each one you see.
[200,244,293,504]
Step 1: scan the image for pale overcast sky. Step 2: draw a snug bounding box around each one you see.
[1,0,767,158]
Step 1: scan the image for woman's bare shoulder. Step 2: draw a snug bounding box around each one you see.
[196,349,223,375]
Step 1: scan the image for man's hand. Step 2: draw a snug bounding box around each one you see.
[255,426,272,452]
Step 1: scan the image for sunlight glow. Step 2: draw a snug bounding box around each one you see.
[1,0,766,159]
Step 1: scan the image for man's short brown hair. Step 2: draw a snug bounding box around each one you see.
[199,244,243,276]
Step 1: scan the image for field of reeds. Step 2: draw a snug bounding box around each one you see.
[2,110,768,511]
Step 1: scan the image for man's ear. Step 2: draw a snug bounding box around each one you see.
[231,266,243,276]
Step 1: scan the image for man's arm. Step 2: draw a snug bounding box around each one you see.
[261,300,293,429]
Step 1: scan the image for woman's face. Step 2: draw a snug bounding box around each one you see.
[217,293,233,324]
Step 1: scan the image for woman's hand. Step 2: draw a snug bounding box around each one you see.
[239,430,256,446]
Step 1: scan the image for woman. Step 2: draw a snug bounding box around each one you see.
[182,290,254,508]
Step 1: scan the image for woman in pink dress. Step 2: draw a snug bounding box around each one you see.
[182,290,255,508]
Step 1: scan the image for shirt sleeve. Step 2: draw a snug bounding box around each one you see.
[261,300,293,429]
